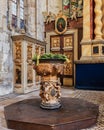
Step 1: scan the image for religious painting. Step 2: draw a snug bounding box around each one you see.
[55,15,67,35]
[62,0,83,19]
[62,0,70,17]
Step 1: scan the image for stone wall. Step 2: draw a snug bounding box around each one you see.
[0,0,62,95]
[36,0,62,41]
[0,0,13,95]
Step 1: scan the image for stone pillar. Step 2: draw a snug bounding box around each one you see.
[27,0,36,37]
[91,0,104,58]
[75,0,104,91]
[94,0,103,40]
[82,0,91,42]
[102,0,104,38]
[80,0,92,60]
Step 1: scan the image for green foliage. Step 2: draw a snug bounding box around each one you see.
[40,53,67,60]
[32,54,38,61]
[32,53,70,64]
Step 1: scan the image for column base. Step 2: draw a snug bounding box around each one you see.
[40,101,61,109]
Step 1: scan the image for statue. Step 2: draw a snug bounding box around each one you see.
[70,5,77,21]
[42,11,56,24]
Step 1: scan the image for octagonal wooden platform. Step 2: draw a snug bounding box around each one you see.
[4,98,99,130]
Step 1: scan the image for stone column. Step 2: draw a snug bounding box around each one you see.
[27,0,36,37]
[94,0,103,39]
[82,0,91,42]
[102,0,104,38]
[91,0,104,58]
[80,0,92,60]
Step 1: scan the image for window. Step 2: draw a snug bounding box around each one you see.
[20,0,24,29]
[12,0,17,28]
[11,0,24,29]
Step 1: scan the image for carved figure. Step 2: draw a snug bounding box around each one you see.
[57,10,63,17]
[42,11,56,24]
[70,5,77,21]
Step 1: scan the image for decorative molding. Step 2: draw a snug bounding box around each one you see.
[80,40,92,45]
[11,34,47,46]
[92,39,104,44]
[75,59,104,64]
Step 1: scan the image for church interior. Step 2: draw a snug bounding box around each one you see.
[0,0,104,130]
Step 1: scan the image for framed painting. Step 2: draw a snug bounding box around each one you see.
[62,0,83,19]
[55,15,67,35]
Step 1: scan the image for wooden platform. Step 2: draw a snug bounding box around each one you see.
[4,98,99,130]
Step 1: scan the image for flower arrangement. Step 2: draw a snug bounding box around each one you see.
[32,53,70,65]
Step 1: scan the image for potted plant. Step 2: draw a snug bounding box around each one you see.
[32,53,69,109]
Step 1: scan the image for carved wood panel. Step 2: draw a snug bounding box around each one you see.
[15,42,21,62]
[14,41,22,85]
[27,44,32,61]
[15,65,21,84]
[63,35,72,48]
[51,36,60,51]
[27,65,33,84]
[50,34,74,86]
[64,51,73,75]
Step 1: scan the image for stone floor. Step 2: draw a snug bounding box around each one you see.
[0,87,104,130]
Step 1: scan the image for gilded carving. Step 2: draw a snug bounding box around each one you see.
[33,61,65,109]
[51,37,60,49]
[27,44,32,60]
[15,42,21,62]
[63,36,72,48]
[64,52,72,75]
[40,81,61,104]
[27,65,33,83]
[15,65,21,84]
